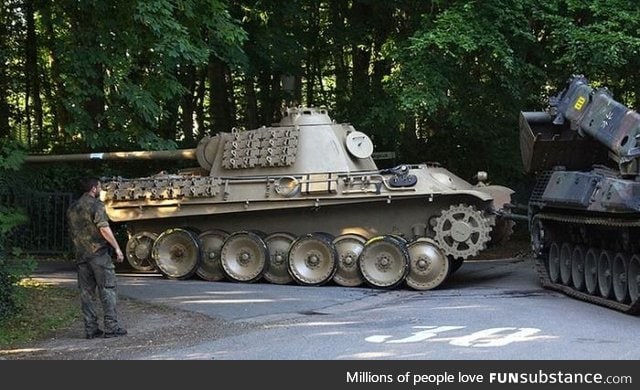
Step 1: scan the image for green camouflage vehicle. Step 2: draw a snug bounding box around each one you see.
[520,75,640,314]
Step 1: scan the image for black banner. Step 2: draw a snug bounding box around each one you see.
[2,360,637,389]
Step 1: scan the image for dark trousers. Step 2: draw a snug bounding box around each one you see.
[77,253,120,333]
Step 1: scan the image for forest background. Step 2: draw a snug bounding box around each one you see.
[3,0,640,187]
[1,0,640,201]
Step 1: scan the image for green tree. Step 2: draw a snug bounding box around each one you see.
[0,139,29,323]
[16,0,246,152]
[4,0,640,189]
[387,0,547,184]
[542,0,640,107]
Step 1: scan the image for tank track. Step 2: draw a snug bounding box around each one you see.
[534,212,640,314]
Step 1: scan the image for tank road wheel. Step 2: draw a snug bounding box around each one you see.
[559,242,573,286]
[288,233,337,286]
[584,248,599,295]
[125,232,158,272]
[332,234,367,287]
[612,253,629,303]
[220,231,268,283]
[358,235,409,288]
[628,255,640,302]
[264,232,295,285]
[196,230,229,281]
[548,242,561,283]
[406,238,449,290]
[571,245,585,291]
[433,204,493,259]
[598,250,614,299]
[152,228,202,280]
[530,217,545,257]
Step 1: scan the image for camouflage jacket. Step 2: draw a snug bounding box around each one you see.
[67,193,110,262]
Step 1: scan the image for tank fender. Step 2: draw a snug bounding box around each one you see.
[472,184,514,211]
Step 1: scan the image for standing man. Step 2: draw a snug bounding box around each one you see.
[67,177,127,339]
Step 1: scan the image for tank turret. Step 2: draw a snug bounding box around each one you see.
[27,107,515,291]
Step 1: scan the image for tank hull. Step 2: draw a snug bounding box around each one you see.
[103,165,495,221]
[528,169,640,314]
[108,161,512,288]
[127,193,492,239]
[107,162,513,289]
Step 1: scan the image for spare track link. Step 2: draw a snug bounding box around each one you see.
[535,213,640,315]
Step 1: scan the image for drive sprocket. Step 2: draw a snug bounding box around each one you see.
[433,204,494,259]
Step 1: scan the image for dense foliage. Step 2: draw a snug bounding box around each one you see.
[0,141,31,322]
[2,0,640,189]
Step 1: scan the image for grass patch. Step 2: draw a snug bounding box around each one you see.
[0,279,79,348]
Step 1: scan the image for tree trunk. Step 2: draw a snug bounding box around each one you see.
[179,65,196,144]
[159,67,179,142]
[294,74,302,107]
[244,74,259,129]
[305,56,314,107]
[208,56,233,134]
[41,3,66,139]
[371,4,393,96]
[0,2,10,138]
[24,0,33,146]
[257,71,272,126]
[194,65,207,134]
[350,1,372,98]
[315,58,328,106]
[68,4,105,137]
[84,63,105,134]
[329,0,348,110]
[226,67,236,128]
[25,0,42,147]
[271,70,282,122]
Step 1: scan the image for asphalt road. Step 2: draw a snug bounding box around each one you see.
[34,257,640,360]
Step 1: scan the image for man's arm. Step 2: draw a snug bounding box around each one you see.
[99,226,124,263]
[93,200,124,263]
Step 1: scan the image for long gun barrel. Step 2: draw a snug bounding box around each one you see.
[24,149,198,163]
[24,135,224,172]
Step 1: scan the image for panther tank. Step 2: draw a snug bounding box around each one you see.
[520,75,640,313]
[27,107,514,290]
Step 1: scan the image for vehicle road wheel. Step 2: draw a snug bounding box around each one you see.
[220,231,268,282]
[332,234,367,287]
[264,232,295,285]
[571,245,585,291]
[559,242,573,286]
[152,228,202,280]
[548,242,561,283]
[628,255,640,303]
[612,253,629,303]
[358,235,409,288]
[405,238,449,290]
[584,248,599,295]
[125,232,158,272]
[196,230,229,281]
[288,233,337,286]
[598,250,614,299]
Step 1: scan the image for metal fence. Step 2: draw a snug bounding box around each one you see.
[2,191,73,254]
